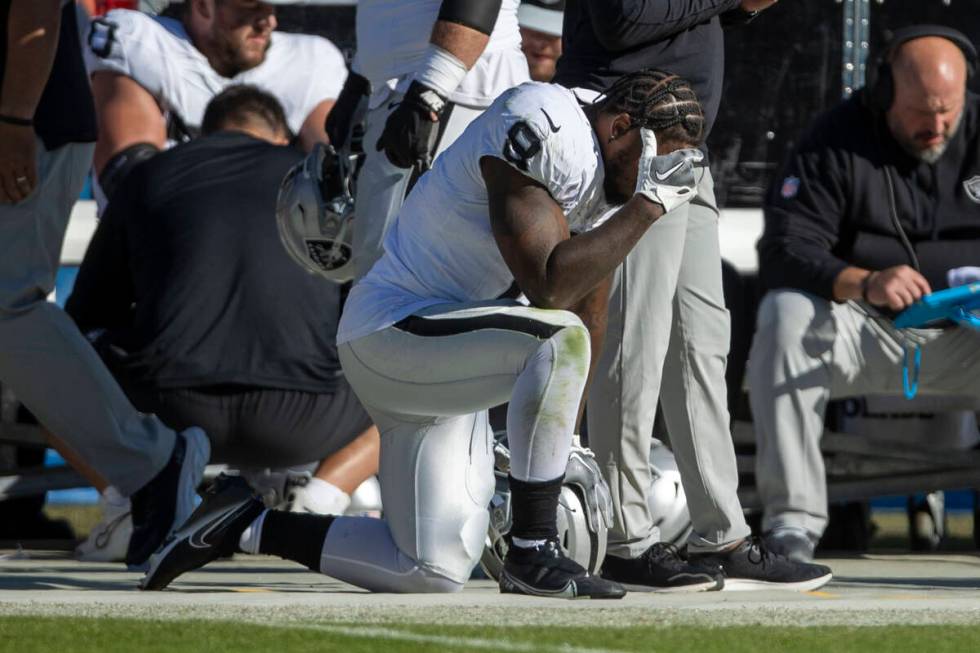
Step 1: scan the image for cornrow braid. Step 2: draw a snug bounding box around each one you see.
[592,69,705,146]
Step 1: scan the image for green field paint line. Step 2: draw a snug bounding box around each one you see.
[297,623,634,653]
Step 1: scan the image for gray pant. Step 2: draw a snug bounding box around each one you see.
[330,301,587,592]
[588,167,750,556]
[748,289,980,538]
[353,93,484,280]
[0,140,174,496]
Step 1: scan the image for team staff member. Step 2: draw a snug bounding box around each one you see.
[518,0,563,82]
[0,0,208,568]
[751,27,980,562]
[84,0,347,206]
[65,85,379,523]
[326,0,528,279]
[555,0,823,591]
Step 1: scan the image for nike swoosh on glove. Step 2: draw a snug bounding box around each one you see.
[634,128,704,214]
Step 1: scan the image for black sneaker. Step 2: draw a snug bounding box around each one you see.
[126,427,210,567]
[690,537,833,592]
[601,542,723,592]
[140,474,264,591]
[499,539,626,599]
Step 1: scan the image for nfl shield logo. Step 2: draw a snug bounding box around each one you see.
[963,176,980,204]
[780,176,801,199]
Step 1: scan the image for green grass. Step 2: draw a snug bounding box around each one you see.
[1,617,980,653]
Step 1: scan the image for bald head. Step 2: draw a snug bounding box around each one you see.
[892,36,968,98]
[887,36,970,163]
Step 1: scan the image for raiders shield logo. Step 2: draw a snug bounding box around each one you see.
[964,176,980,204]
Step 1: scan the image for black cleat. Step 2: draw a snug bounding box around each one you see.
[140,474,264,591]
[601,542,723,592]
[127,427,210,568]
[689,536,833,592]
[499,539,626,599]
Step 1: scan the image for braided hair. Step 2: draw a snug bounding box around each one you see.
[591,69,705,146]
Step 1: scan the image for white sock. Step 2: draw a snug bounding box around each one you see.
[289,477,351,515]
[238,509,268,555]
[511,537,548,549]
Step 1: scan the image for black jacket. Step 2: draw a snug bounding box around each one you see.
[66,132,344,393]
[553,0,742,138]
[759,92,980,299]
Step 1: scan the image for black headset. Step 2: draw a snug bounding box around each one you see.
[864,25,978,114]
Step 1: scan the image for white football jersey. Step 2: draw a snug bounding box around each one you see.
[338,82,607,344]
[84,9,347,138]
[353,0,527,108]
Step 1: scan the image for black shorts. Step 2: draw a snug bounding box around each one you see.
[125,381,372,468]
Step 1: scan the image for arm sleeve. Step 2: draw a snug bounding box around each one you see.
[757,123,853,300]
[437,0,503,36]
[65,175,138,334]
[583,0,742,51]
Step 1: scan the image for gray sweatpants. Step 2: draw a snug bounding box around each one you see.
[0,140,174,496]
[748,289,980,538]
[588,167,750,556]
[353,92,484,280]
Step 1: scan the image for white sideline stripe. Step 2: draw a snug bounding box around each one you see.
[287,623,631,653]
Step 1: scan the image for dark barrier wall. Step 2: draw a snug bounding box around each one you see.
[710,0,980,208]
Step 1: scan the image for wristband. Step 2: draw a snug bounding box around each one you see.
[861,271,877,303]
[415,44,469,100]
[0,113,33,127]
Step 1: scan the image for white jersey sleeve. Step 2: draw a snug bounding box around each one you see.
[476,82,605,229]
[261,32,348,134]
[84,9,169,98]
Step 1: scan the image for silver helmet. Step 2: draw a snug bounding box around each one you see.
[276,143,356,283]
[648,441,693,546]
[480,435,612,579]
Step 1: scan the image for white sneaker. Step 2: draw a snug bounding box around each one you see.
[75,486,133,562]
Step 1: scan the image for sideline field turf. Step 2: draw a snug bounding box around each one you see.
[2,617,980,653]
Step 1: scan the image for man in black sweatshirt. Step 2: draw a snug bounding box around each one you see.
[66,85,378,521]
[553,1,832,591]
[750,28,980,563]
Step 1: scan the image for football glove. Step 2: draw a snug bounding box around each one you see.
[634,128,703,214]
[376,80,448,169]
[325,71,371,152]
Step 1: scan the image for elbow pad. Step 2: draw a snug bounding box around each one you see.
[437,0,502,36]
[99,142,160,202]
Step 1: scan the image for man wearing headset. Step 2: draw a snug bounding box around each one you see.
[751,26,980,563]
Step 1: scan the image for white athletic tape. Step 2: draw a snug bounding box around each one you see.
[294,623,632,653]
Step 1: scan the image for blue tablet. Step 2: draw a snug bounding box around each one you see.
[893,282,980,329]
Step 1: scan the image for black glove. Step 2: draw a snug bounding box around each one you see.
[376,80,449,169]
[325,71,371,151]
